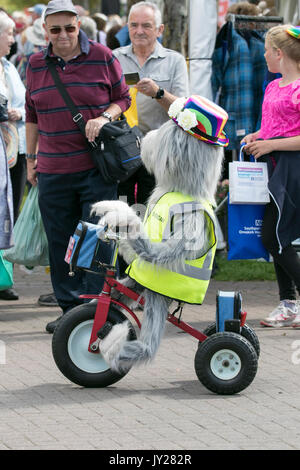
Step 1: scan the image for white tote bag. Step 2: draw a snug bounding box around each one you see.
[229,145,270,205]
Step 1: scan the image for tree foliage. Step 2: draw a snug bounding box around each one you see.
[162,0,188,55]
[2,0,33,14]
[127,0,143,12]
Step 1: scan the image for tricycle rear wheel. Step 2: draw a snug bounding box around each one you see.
[202,322,260,358]
[194,332,258,395]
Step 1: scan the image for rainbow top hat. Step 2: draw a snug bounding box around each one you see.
[168,95,229,147]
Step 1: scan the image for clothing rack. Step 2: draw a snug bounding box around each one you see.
[227,14,284,31]
[223,13,284,162]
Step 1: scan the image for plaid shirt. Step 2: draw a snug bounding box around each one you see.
[212,23,254,150]
[248,32,267,131]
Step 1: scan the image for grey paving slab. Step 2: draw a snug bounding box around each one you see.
[0,266,299,450]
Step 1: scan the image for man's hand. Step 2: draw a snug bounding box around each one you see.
[85,104,122,142]
[135,78,159,98]
[85,117,109,143]
[135,79,178,112]
[8,108,22,121]
[27,159,38,186]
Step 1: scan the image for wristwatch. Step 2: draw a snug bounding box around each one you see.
[101,111,112,122]
[152,87,165,100]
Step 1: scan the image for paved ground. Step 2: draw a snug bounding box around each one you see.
[0,265,300,451]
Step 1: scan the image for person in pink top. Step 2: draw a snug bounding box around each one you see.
[242,24,300,327]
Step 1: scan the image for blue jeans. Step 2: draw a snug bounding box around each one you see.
[38,168,117,313]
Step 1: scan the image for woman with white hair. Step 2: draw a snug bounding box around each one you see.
[79,16,97,41]
[0,11,26,301]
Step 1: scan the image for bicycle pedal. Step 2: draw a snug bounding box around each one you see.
[97,321,113,339]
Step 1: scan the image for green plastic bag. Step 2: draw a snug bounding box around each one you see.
[0,250,13,289]
[3,186,49,266]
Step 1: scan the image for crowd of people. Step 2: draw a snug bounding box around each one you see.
[0,1,129,307]
[0,0,300,336]
[0,0,190,333]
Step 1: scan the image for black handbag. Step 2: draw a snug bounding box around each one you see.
[91,118,143,184]
[46,58,143,184]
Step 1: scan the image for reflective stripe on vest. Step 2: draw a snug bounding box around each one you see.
[161,199,214,281]
[179,249,213,281]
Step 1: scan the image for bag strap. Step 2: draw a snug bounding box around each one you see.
[239,142,255,162]
[239,143,245,161]
[45,58,97,147]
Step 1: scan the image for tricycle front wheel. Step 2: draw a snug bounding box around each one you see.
[52,302,136,388]
[194,332,258,395]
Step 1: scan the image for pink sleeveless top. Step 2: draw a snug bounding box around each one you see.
[259,78,300,140]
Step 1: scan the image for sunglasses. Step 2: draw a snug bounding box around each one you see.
[49,25,77,34]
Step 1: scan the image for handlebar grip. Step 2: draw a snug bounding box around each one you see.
[97,222,121,242]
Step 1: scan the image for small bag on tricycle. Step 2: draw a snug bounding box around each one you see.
[64,221,114,275]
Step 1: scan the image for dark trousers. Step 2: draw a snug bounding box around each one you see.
[117,165,155,277]
[261,199,300,301]
[118,164,155,207]
[9,153,27,223]
[38,169,117,313]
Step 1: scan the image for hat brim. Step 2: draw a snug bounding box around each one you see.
[26,27,47,46]
[0,122,18,162]
[191,129,229,147]
[172,118,229,147]
[44,8,78,18]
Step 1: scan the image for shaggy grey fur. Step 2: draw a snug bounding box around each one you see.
[142,121,223,205]
[104,291,171,372]
[92,119,224,373]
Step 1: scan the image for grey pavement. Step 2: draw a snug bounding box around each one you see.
[0,265,300,450]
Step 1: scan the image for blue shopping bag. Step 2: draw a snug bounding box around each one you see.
[227,198,269,261]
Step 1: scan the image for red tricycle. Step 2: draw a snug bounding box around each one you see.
[52,225,259,395]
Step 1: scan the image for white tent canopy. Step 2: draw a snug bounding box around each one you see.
[188,0,217,99]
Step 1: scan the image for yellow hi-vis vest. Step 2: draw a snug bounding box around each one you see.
[126,192,217,304]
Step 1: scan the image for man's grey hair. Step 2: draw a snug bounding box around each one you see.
[129,1,162,28]
[0,12,15,36]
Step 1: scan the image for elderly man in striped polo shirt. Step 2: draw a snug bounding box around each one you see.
[25,0,131,333]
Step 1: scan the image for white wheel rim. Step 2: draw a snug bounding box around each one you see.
[210,349,241,380]
[68,320,110,373]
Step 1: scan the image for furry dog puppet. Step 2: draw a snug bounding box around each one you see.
[92,95,229,373]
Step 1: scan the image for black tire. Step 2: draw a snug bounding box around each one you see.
[52,302,137,388]
[202,322,260,358]
[194,332,258,395]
